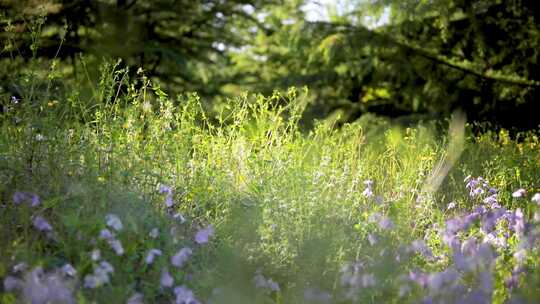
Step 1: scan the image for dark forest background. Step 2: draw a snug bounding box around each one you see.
[1,0,539,131]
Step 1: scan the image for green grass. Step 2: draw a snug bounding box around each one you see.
[0,64,539,303]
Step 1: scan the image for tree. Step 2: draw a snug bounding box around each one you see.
[235,0,540,130]
[0,0,278,100]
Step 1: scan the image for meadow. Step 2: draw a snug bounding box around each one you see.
[1,62,539,303]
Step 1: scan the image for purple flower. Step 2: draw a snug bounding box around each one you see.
[160,268,174,288]
[254,273,280,292]
[195,225,214,244]
[12,191,40,207]
[22,267,75,304]
[174,285,199,304]
[512,189,527,198]
[159,184,172,194]
[99,229,115,240]
[165,195,174,208]
[379,217,394,230]
[61,264,77,277]
[105,214,123,231]
[109,239,124,256]
[4,276,22,291]
[362,187,373,198]
[33,216,53,232]
[411,240,433,259]
[145,249,163,265]
[171,248,192,267]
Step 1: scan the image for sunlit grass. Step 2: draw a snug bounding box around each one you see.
[0,65,539,303]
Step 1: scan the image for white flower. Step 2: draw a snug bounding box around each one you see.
[531,193,540,204]
[91,249,101,261]
[512,188,527,198]
[149,228,159,239]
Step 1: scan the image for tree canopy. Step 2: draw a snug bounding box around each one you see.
[1,0,539,130]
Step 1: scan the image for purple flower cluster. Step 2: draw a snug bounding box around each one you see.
[4,266,76,303]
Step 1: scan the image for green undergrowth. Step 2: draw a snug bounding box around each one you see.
[0,64,539,303]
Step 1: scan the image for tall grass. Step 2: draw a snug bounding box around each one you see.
[0,60,539,303]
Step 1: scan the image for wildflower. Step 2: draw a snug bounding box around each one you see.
[61,264,77,277]
[99,261,114,274]
[411,240,433,259]
[91,249,101,261]
[513,208,525,236]
[160,268,174,288]
[4,276,22,291]
[22,267,75,304]
[379,217,394,230]
[109,239,125,256]
[12,262,28,273]
[512,188,527,198]
[531,193,540,204]
[195,225,214,244]
[165,195,175,208]
[149,227,159,238]
[127,292,144,304]
[159,184,172,194]
[13,192,40,207]
[11,96,20,104]
[99,229,115,240]
[174,285,199,304]
[105,214,123,231]
[447,201,456,210]
[374,195,384,205]
[253,273,280,292]
[35,134,45,141]
[171,248,192,267]
[85,261,114,289]
[513,249,527,265]
[173,212,186,224]
[145,249,163,265]
[33,216,53,232]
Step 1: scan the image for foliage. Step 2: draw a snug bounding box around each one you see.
[0,62,539,303]
[234,0,540,129]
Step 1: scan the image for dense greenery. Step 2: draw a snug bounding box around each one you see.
[0,1,539,303]
[1,0,539,129]
[1,62,539,303]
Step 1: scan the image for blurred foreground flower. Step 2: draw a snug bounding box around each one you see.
[512,189,527,198]
[13,191,40,207]
[105,214,123,231]
[195,225,214,244]
[174,285,200,304]
[33,216,53,232]
[171,248,192,267]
